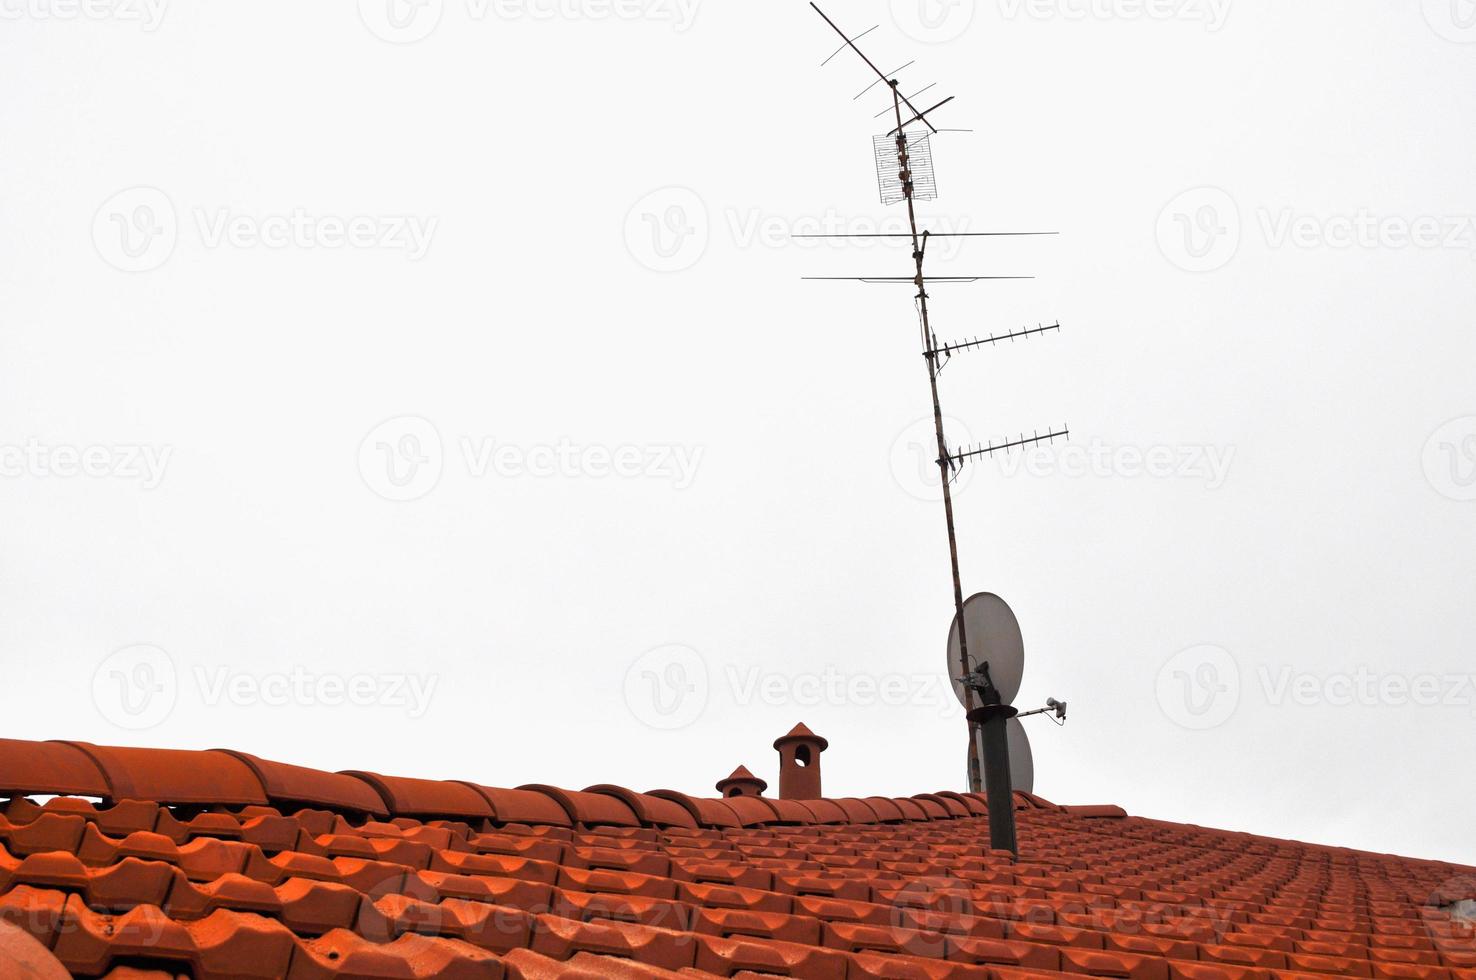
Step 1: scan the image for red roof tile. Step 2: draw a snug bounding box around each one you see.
[223,752,389,817]
[463,785,574,828]
[61,743,268,807]
[584,786,698,830]
[518,786,640,828]
[341,772,491,820]
[0,739,110,799]
[0,735,1468,980]
[646,790,741,829]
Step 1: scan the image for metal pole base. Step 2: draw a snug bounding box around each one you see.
[967,702,1019,857]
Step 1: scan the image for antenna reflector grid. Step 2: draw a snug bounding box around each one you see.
[873,132,937,206]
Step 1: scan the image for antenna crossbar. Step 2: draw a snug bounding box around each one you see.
[927,322,1061,359]
[811,2,940,133]
[874,83,937,118]
[946,427,1071,470]
[821,23,877,66]
[889,95,956,135]
[792,232,1059,240]
[802,275,1034,284]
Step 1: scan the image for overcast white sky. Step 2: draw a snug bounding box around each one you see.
[2,0,1474,864]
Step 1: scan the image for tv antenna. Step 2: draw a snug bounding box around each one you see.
[801,3,1070,857]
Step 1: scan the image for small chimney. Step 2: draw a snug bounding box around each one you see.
[773,723,828,800]
[715,766,768,799]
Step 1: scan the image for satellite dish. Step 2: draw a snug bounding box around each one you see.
[970,717,1034,794]
[947,592,1024,707]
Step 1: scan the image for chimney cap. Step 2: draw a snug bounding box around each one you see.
[715,765,768,795]
[773,723,829,752]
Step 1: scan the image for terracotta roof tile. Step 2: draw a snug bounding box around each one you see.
[60,743,268,807]
[342,772,492,820]
[833,798,883,823]
[224,753,389,817]
[761,797,818,825]
[646,791,743,830]
[703,795,775,828]
[0,739,110,799]
[584,786,699,830]
[518,786,641,828]
[0,735,1468,978]
[796,798,851,824]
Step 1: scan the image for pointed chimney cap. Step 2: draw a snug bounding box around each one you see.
[773,723,829,752]
[715,765,768,795]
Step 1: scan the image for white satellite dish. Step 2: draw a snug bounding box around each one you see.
[971,717,1034,794]
[947,592,1025,707]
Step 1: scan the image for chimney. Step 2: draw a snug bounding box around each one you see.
[773,723,828,800]
[715,766,767,799]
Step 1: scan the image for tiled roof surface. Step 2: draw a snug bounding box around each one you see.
[1,738,1473,979]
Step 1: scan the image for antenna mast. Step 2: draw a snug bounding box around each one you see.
[802,3,1068,856]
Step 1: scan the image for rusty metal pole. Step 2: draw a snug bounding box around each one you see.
[889,80,1017,852]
